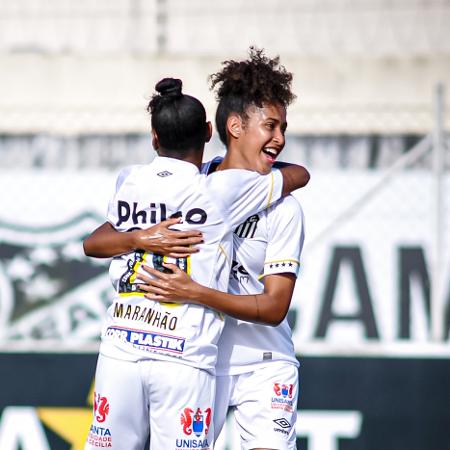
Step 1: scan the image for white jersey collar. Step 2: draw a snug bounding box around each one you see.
[152,155,201,175]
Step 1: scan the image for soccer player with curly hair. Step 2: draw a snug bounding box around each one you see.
[140,47,305,450]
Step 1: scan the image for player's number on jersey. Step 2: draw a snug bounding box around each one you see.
[118,251,190,295]
[152,253,190,274]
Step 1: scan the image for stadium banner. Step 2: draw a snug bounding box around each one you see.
[0,353,449,450]
[0,170,449,449]
[0,170,449,347]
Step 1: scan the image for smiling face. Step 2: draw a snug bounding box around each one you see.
[230,102,287,175]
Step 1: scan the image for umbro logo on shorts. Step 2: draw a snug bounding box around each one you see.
[157,170,173,177]
[273,418,291,429]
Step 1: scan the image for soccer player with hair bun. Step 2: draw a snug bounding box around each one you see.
[84,70,308,450]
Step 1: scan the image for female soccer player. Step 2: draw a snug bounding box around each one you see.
[139,48,305,450]
[84,75,308,450]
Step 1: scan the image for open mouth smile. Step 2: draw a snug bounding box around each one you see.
[262,147,280,163]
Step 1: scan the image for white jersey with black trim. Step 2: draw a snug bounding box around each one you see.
[100,156,283,373]
[216,194,305,376]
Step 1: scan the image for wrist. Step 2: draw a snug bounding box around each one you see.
[188,283,206,304]
[129,230,142,252]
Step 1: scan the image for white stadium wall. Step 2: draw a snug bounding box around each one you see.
[0,0,450,135]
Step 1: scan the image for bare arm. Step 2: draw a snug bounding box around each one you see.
[137,263,296,326]
[83,218,203,258]
[278,164,310,196]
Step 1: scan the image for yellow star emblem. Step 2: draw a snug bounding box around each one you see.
[37,407,92,450]
[36,380,95,450]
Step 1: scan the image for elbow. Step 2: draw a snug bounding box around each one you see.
[83,238,96,257]
[281,165,311,196]
[83,240,91,257]
[258,311,286,327]
[267,316,284,327]
[301,167,311,188]
[262,318,283,327]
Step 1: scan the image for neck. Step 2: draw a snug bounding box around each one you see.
[158,149,203,170]
[217,146,250,171]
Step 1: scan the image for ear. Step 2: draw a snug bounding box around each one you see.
[226,114,242,140]
[205,121,213,143]
[151,129,159,150]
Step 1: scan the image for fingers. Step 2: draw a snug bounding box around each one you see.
[144,293,173,301]
[138,283,168,296]
[167,252,194,258]
[135,272,153,283]
[166,230,203,239]
[159,240,202,254]
[161,263,184,275]
[167,237,203,246]
[141,263,182,276]
[141,265,169,279]
[158,218,203,238]
[159,217,183,228]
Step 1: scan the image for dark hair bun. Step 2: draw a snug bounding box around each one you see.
[155,78,182,98]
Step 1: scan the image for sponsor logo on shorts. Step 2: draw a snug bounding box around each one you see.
[87,425,112,447]
[105,326,185,354]
[271,383,295,412]
[176,407,212,449]
[273,383,294,398]
[180,407,212,437]
[175,438,210,449]
[94,392,110,423]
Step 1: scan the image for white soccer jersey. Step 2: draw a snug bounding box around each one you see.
[100,156,283,373]
[215,194,305,376]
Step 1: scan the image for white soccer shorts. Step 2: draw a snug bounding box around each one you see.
[85,354,215,450]
[215,362,299,450]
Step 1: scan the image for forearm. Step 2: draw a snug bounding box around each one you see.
[83,225,136,258]
[190,285,284,326]
[272,161,292,169]
[279,164,310,196]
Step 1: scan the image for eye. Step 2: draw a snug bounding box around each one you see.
[265,122,275,130]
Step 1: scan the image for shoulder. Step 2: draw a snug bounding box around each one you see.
[265,195,305,235]
[201,156,224,175]
[114,165,144,190]
[205,168,256,188]
[116,164,145,178]
[269,194,304,216]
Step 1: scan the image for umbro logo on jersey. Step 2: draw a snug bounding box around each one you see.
[157,170,173,177]
[234,214,260,238]
[273,418,291,429]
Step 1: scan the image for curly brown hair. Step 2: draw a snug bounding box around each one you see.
[209,47,295,145]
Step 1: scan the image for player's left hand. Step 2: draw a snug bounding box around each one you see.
[137,263,200,303]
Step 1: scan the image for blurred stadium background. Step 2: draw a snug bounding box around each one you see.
[0,1,449,449]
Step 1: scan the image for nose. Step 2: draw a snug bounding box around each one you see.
[273,129,285,148]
